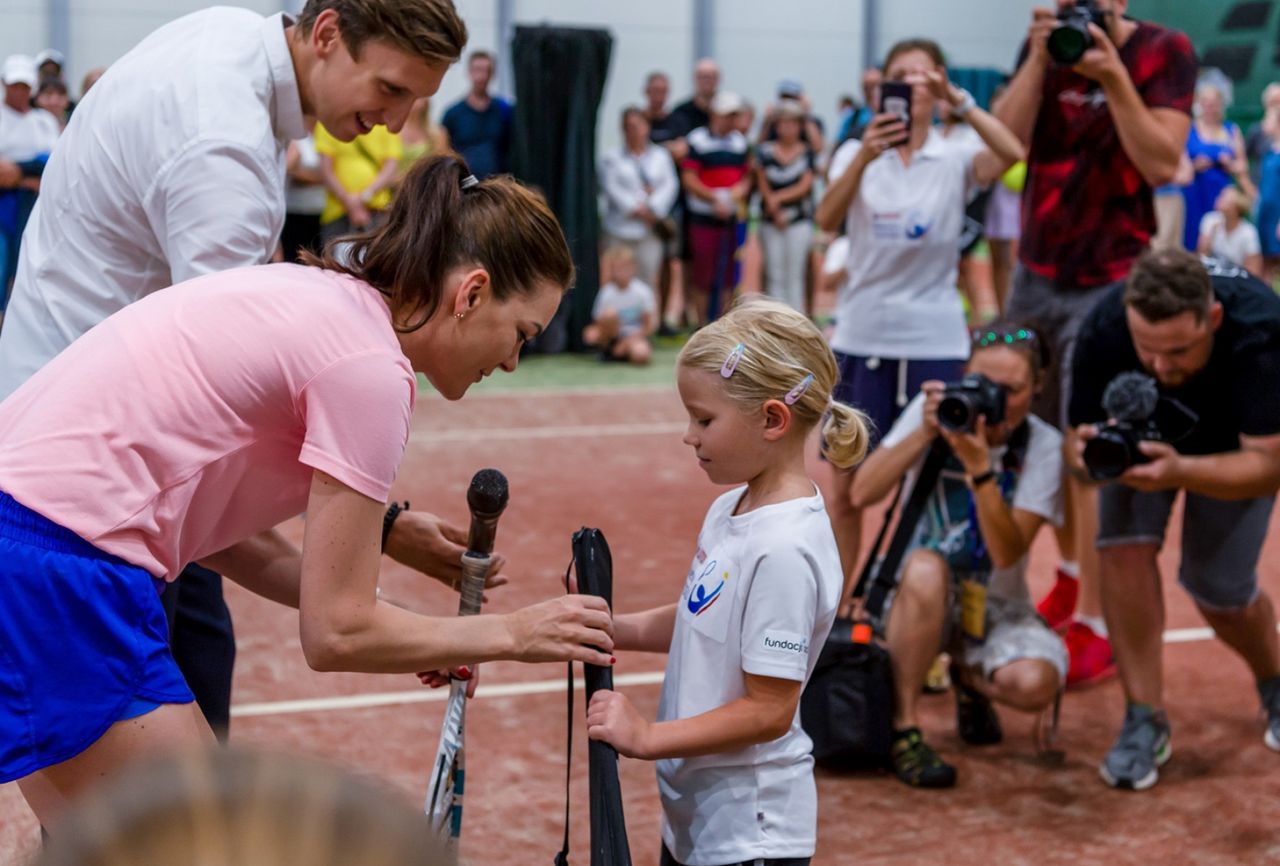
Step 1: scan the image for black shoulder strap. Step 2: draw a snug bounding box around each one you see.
[555,560,574,866]
[863,439,950,621]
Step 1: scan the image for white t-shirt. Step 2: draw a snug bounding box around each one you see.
[826,128,982,360]
[880,393,1064,602]
[0,104,60,162]
[0,8,306,401]
[591,279,657,338]
[656,487,842,865]
[1199,212,1261,269]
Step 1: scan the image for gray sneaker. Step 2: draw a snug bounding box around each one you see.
[1100,704,1171,790]
[1259,676,1280,752]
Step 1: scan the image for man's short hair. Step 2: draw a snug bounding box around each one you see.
[1123,248,1214,323]
[297,0,467,66]
[469,49,495,67]
[645,71,668,87]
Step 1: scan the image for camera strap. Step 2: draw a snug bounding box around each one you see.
[860,439,951,622]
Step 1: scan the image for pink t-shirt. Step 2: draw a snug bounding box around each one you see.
[0,263,416,580]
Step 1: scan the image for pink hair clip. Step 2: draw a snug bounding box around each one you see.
[784,373,814,405]
[720,343,745,378]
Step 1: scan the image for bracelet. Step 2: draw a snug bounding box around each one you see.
[382,500,409,552]
[952,87,977,118]
[969,469,997,488]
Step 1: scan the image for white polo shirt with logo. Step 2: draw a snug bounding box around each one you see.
[827,128,984,361]
[656,487,842,866]
[0,8,306,400]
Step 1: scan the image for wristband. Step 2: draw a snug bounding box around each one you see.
[382,500,410,552]
[951,87,977,118]
[969,469,997,488]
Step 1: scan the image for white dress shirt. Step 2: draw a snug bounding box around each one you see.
[598,142,679,242]
[0,8,306,400]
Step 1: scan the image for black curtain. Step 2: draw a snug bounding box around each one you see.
[511,25,613,353]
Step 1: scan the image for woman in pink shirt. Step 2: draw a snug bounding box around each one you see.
[0,155,615,824]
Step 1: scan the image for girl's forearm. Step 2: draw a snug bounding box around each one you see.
[640,693,794,759]
[614,604,677,653]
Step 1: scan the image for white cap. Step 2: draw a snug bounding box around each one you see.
[2,55,38,89]
[35,49,65,69]
[710,90,744,116]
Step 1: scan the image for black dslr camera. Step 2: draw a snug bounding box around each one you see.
[938,373,1007,434]
[1048,0,1108,65]
[1082,372,1198,481]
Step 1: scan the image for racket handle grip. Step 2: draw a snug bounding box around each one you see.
[456,552,488,617]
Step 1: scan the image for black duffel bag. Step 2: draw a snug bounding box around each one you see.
[800,441,949,770]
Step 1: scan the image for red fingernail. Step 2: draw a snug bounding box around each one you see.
[458,666,472,679]
[610,657,617,665]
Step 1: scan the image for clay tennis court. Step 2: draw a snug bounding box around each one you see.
[2,375,1278,864]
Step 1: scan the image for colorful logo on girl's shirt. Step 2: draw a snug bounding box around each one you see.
[686,560,727,616]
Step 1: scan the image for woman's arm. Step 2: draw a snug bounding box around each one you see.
[613,604,677,653]
[851,386,944,508]
[198,529,303,607]
[772,168,815,206]
[587,673,801,759]
[297,471,615,673]
[360,158,400,204]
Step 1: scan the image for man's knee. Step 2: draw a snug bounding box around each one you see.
[991,659,1060,710]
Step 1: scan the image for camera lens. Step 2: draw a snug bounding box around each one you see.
[1082,431,1133,481]
[937,395,973,433]
[1048,22,1091,65]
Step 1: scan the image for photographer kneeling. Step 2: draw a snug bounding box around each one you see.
[852,323,1067,788]
[1069,249,1280,791]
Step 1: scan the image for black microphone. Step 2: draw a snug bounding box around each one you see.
[1102,371,1159,424]
[465,468,509,557]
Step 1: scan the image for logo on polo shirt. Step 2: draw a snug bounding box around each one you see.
[762,630,809,655]
[904,209,932,239]
[686,559,726,616]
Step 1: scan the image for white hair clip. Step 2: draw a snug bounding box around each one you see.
[784,373,814,406]
[720,343,745,378]
[461,174,480,190]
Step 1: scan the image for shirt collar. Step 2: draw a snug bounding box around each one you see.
[917,126,947,160]
[262,12,306,143]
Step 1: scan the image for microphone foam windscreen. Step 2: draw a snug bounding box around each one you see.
[1102,371,1159,423]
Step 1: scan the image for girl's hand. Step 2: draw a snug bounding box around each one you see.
[504,595,615,665]
[417,665,478,698]
[587,689,651,758]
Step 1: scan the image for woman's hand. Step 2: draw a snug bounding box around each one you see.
[587,689,651,758]
[504,595,615,665]
[418,664,479,698]
[939,414,993,477]
[857,113,907,163]
[920,380,946,435]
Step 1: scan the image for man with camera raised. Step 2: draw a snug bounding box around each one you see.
[1069,248,1280,790]
[993,0,1197,686]
[852,323,1067,788]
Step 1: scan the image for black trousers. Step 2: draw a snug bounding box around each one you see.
[161,564,235,741]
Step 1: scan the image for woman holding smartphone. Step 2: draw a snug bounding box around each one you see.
[814,37,1024,608]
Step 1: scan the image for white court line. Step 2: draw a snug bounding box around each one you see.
[413,421,686,443]
[422,383,675,401]
[230,625,1256,719]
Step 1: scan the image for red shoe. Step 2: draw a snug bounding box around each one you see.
[1037,568,1079,631]
[1064,621,1116,688]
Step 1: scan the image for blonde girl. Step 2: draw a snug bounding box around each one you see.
[587,298,869,866]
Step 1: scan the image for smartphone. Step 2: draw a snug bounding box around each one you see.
[879,81,912,144]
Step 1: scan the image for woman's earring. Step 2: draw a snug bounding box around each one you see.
[454,312,465,320]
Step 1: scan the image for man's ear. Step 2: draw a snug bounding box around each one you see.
[1208,300,1224,333]
[762,399,793,441]
[310,8,342,57]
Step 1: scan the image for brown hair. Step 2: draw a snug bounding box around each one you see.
[882,38,947,75]
[296,0,468,66]
[969,319,1050,382]
[38,748,443,866]
[679,298,872,469]
[1123,248,1213,323]
[621,105,646,128]
[301,154,574,332]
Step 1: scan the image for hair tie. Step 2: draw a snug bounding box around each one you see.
[720,343,745,378]
[784,373,815,406]
[461,174,479,190]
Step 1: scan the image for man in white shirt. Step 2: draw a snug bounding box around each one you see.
[0,55,60,300]
[0,0,467,739]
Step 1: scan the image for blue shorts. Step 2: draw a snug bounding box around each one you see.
[0,491,193,783]
[832,353,966,451]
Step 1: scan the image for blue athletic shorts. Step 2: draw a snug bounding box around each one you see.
[0,491,194,783]
[831,353,967,451]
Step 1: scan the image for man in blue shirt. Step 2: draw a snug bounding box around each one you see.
[441,50,512,178]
